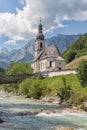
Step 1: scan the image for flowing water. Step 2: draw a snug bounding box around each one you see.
[0,91,87,130]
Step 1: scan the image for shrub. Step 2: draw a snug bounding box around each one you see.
[19,78,42,99]
[78,59,87,86]
[57,86,73,102]
[57,77,73,102]
[4,83,19,93]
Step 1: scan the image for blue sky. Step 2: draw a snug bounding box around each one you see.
[0,0,87,50]
[0,0,23,13]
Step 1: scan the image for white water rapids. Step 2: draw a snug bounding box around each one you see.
[0,91,87,130]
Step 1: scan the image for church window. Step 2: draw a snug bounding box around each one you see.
[40,42,43,49]
[50,61,52,67]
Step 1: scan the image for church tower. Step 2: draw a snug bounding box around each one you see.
[35,19,45,57]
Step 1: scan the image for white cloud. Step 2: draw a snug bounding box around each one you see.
[0,0,87,44]
[18,0,26,6]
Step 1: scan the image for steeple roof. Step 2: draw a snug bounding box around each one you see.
[36,19,44,40]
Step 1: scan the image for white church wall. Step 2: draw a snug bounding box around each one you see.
[39,59,47,72]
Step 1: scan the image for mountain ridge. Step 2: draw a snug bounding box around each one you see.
[0,34,80,69]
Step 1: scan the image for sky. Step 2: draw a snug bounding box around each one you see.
[0,0,87,50]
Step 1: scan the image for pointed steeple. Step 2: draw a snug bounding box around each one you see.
[36,18,44,40]
[38,17,42,33]
[35,18,45,57]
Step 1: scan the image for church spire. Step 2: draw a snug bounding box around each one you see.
[38,17,42,33]
[36,18,44,40]
[35,19,45,57]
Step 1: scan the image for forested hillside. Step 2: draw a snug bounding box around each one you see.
[63,33,87,63]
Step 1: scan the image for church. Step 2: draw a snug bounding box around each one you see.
[31,20,65,73]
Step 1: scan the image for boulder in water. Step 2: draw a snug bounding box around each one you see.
[41,109,56,114]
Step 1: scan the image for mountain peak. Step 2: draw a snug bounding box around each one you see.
[0,48,9,55]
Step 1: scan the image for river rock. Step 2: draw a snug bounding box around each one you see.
[40,96,61,104]
[18,111,33,116]
[52,125,74,130]
[17,109,42,116]
[41,109,56,114]
[33,109,42,115]
[63,107,82,113]
[81,101,87,111]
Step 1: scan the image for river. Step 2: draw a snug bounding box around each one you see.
[0,91,87,130]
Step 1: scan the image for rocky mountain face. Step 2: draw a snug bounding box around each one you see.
[12,39,34,62]
[46,34,80,52]
[0,34,80,69]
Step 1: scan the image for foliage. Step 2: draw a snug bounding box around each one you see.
[4,83,19,93]
[6,61,33,75]
[78,59,87,86]
[19,78,42,99]
[63,33,87,63]
[19,76,54,99]
[64,50,77,63]
[57,77,73,102]
[57,86,73,102]
[18,74,87,105]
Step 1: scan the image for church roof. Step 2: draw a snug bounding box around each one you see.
[33,44,64,62]
[33,50,44,62]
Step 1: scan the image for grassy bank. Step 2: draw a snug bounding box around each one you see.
[1,74,87,106]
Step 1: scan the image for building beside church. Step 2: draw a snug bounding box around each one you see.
[31,20,65,73]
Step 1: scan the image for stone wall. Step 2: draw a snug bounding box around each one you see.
[42,69,77,77]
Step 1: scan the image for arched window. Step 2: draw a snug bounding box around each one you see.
[40,42,43,49]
